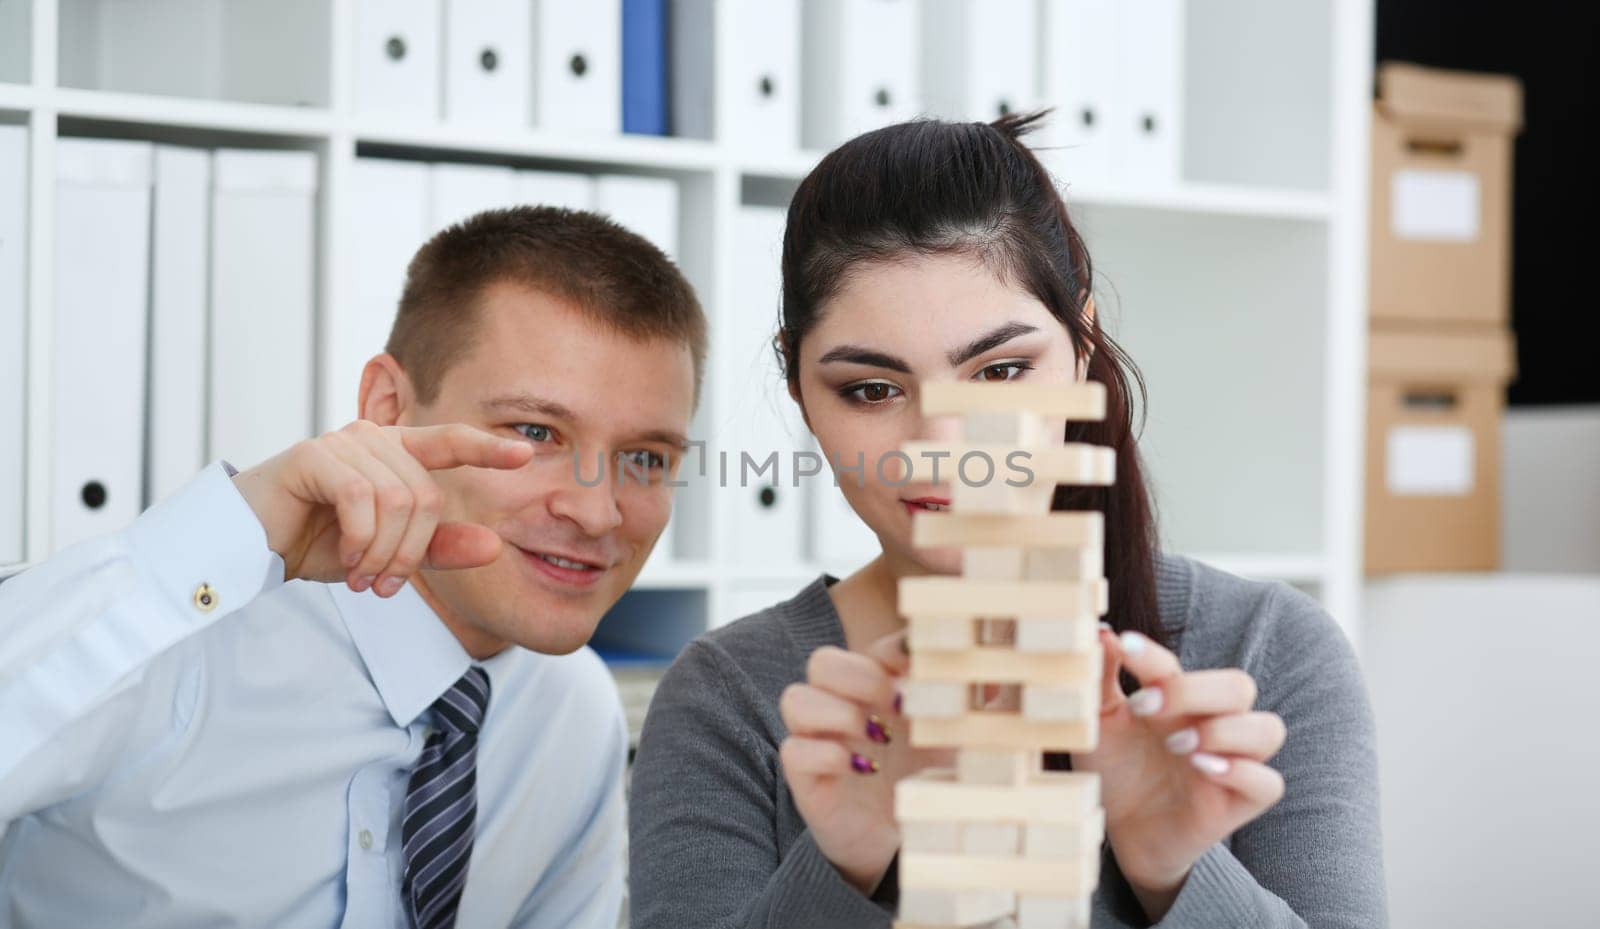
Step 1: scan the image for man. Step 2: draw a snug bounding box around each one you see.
[0,206,706,928]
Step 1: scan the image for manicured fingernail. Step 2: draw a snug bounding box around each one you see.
[377,576,403,596]
[866,714,892,745]
[1119,631,1147,656]
[850,753,879,775]
[1128,686,1163,717]
[1191,752,1231,776]
[356,575,376,592]
[1165,727,1200,755]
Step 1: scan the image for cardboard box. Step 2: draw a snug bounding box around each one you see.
[1365,325,1517,574]
[1369,63,1522,325]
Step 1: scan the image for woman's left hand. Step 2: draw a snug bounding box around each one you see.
[1070,626,1287,922]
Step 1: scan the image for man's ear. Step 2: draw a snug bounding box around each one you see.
[358,354,414,427]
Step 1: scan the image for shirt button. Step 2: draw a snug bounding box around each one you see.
[193,583,218,612]
[359,829,374,850]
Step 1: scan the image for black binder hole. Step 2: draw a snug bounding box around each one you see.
[81,481,107,510]
[758,486,777,508]
[569,53,589,78]
[759,75,775,98]
[385,36,407,62]
[1080,107,1096,128]
[874,87,892,108]
[1142,113,1158,134]
[479,48,499,72]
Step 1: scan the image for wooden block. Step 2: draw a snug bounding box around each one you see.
[1015,617,1098,652]
[899,851,1097,896]
[1017,895,1092,929]
[908,617,977,651]
[896,889,1015,927]
[1020,682,1098,721]
[965,546,1025,580]
[963,823,1022,857]
[901,821,962,854]
[962,410,1053,445]
[958,749,1037,785]
[953,476,1057,515]
[1024,547,1102,581]
[897,769,1099,824]
[912,648,1098,686]
[910,712,1097,752]
[1023,809,1106,859]
[921,381,1107,419]
[913,511,1104,549]
[902,681,967,718]
[901,441,1115,487]
[900,577,1108,619]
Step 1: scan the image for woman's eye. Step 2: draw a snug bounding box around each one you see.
[842,381,902,405]
[977,362,1031,383]
[515,423,554,443]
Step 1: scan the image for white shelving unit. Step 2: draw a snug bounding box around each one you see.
[0,0,1375,648]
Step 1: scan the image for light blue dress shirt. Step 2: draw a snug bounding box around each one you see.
[0,462,628,928]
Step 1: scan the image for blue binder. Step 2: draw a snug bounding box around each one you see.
[622,0,668,135]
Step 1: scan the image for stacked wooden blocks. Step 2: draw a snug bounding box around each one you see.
[895,381,1113,929]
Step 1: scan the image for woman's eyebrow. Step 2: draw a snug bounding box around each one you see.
[947,322,1041,367]
[815,346,913,373]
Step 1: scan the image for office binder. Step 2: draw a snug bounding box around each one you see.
[0,126,25,564]
[1112,0,1184,187]
[533,0,622,134]
[443,0,532,126]
[921,0,1039,122]
[53,139,153,551]
[801,0,921,149]
[328,157,432,431]
[667,0,714,139]
[353,0,443,121]
[209,150,318,472]
[515,169,595,212]
[593,175,678,261]
[147,145,212,505]
[429,162,517,232]
[1040,0,1117,188]
[726,0,801,152]
[621,0,667,135]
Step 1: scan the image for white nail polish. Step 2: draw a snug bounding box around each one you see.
[1191,752,1230,776]
[1165,727,1199,755]
[1128,687,1163,717]
[1118,631,1146,656]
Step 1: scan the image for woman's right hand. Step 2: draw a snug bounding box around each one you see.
[778,631,938,896]
[230,420,533,594]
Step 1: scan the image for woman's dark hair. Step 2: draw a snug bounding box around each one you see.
[776,113,1169,652]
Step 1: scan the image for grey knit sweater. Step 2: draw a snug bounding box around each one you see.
[628,554,1388,928]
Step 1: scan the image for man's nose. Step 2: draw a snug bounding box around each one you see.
[548,455,624,536]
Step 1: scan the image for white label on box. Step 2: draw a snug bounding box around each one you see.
[1392,169,1480,242]
[1386,425,1475,496]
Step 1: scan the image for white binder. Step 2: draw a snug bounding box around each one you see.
[1112,0,1184,188]
[53,139,153,551]
[0,126,25,564]
[147,145,212,505]
[354,0,442,121]
[515,169,595,212]
[1039,0,1118,188]
[328,158,431,431]
[725,207,804,567]
[209,150,318,471]
[443,0,532,127]
[593,175,678,261]
[802,0,921,150]
[429,162,517,232]
[921,0,1040,123]
[533,0,621,134]
[725,0,801,153]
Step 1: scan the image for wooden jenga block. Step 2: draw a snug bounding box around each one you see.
[897,770,1099,823]
[908,617,978,651]
[901,441,1115,487]
[913,511,1104,549]
[899,852,1097,896]
[961,410,1053,445]
[900,577,1108,618]
[1022,809,1106,860]
[1020,682,1097,721]
[964,546,1026,580]
[896,890,1015,928]
[921,381,1107,419]
[952,476,1057,516]
[901,821,963,854]
[957,749,1036,785]
[1024,546,1101,581]
[910,713,1096,752]
[962,823,1022,857]
[902,681,968,718]
[912,648,1098,686]
[1014,617,1098,652]
[1016,895,1091,929]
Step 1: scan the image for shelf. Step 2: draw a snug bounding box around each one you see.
[354,121,722,173]
[0,84,33,112]
[1062,181,1332,222]
[51,88,333,139]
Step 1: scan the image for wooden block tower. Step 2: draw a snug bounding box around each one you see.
[894,380,1113,929]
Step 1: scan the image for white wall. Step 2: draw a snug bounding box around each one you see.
[1502,405,1600,573]
[1363,574,1600,928]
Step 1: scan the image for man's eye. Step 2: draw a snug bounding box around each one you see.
[619,450,667,472]
[977,362,1031,383]
[841,381,901,404]
[515,424,554,443]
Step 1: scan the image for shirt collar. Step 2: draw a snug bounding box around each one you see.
[329,580,474,728]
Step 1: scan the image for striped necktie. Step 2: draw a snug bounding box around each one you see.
[401,666,491,929]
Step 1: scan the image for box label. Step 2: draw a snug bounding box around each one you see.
[1392,169,1480,241]
[1386,425,1475,495]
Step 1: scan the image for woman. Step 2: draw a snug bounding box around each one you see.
[628,114,1385,928]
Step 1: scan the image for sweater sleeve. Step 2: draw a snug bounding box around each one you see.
[628,639,892,929]
[1099,583,1390,928]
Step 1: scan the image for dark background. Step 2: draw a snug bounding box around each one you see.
[1377,1,1600,406]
